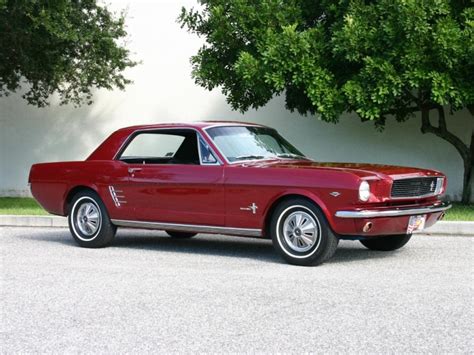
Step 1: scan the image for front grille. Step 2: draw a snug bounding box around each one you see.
[391,177,440,198]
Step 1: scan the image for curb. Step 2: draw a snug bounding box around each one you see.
[0,215,473,236]
[0,215,68,228]
[421,221,474,236]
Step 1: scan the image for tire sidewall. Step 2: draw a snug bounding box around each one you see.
[271,199,332,265]
[68,190,115,248]
[70,196,103,242]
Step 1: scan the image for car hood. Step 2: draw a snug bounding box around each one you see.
[238,159,443,179]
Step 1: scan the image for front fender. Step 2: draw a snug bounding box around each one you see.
[262,188,338,233]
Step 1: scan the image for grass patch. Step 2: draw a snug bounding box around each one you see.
[0,197,49,216]
[0,198,472,221]
[444,202,474,222]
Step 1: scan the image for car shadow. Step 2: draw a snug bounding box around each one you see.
[113,233,281,263]
[328,244,396,264]
[20,228,397,265]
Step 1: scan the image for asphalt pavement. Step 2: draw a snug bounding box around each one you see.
[1,227,472,353]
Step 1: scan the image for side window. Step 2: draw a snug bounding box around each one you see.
[119,130,200,165]
[199,136,218,164]
[121,133,184,158]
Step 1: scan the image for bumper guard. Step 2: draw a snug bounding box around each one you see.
[335,201,451,219]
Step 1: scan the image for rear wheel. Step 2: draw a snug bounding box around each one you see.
[270,198,339,266]
[360,234,412,251]
[68,190,116,248]
[166,231,197,239]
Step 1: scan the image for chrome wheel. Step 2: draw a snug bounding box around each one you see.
[282,210,320,252]
[68,191,116,248]
[76,201,101,238]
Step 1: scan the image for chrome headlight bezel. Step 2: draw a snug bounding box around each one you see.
[435,177,445,195]
[359,181,370,202]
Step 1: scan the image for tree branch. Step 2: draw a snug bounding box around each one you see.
[467,104,474,117]
[437,105,447,131]
[382,106,419,116]
[421,107,469,162]
[403,88,418,103]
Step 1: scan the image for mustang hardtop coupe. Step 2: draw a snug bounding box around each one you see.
[29,121,451,266]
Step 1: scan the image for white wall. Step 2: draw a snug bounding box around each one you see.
[0,0,472,201]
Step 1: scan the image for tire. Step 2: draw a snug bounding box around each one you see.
[270,198,339,266]
[360,234,412,251]
[166,231,197,239]
[68,190,116,248]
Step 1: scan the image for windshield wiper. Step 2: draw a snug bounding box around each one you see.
[276,153,308,160]
[234,155,266,161]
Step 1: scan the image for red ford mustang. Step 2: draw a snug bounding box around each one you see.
[29,121,451,266]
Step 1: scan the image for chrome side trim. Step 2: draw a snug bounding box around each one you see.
[110,219,262,237]
[335,202,451,218]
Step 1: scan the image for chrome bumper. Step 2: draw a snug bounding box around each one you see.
[335,201,451,219]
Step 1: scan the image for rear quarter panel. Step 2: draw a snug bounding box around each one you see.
[29,161,128,217]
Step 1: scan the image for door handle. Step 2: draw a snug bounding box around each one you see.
[128,167,142,175]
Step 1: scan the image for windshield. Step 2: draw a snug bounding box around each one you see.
[205,126,307,163]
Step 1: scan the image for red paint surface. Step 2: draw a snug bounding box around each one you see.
[29,122,447,237]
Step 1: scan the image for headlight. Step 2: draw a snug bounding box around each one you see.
[359,181,370,201]
[435,177,445,195]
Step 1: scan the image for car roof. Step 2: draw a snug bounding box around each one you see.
[117,121,266,132]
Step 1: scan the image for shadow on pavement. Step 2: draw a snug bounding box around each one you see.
[328,244,396,264]
[17,228,397,265]
[114,233,281,263]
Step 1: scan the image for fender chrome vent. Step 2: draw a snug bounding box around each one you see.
[109,186,127,207]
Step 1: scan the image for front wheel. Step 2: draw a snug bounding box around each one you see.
[360,234,412,251]
[270,198,339,266]
[68,190,116,248]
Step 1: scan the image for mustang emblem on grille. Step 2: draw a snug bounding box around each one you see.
[430,181,435,192]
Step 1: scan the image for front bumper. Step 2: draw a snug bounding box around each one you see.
[335,201,451,218]
[333,201,451,236]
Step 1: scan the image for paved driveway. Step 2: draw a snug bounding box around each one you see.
[1,227,472,353]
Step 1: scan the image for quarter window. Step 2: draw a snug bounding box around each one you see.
[199,136,218,164]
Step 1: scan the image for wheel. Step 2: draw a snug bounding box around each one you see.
[360,234,412,251]
[68,190,116,248]
[270,198,339,266]
[166,231,197,239]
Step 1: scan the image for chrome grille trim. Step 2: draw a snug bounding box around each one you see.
[391,177,443,199]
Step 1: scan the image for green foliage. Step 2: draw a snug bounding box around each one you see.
[0,0,137,107]
[179,0,473,124]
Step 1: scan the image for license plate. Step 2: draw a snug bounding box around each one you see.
[407,215,426,234]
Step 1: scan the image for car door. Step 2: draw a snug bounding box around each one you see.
[117,129,225,226]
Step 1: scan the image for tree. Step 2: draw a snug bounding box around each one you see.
[0,0,136,107]
[179,0,474,202]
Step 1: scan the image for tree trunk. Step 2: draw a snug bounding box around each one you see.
[462,130,474,203]
[421,106,472,203]
[462,157,472,203]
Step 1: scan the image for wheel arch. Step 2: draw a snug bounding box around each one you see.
[63,185,100,215]
[261,190,333,238]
